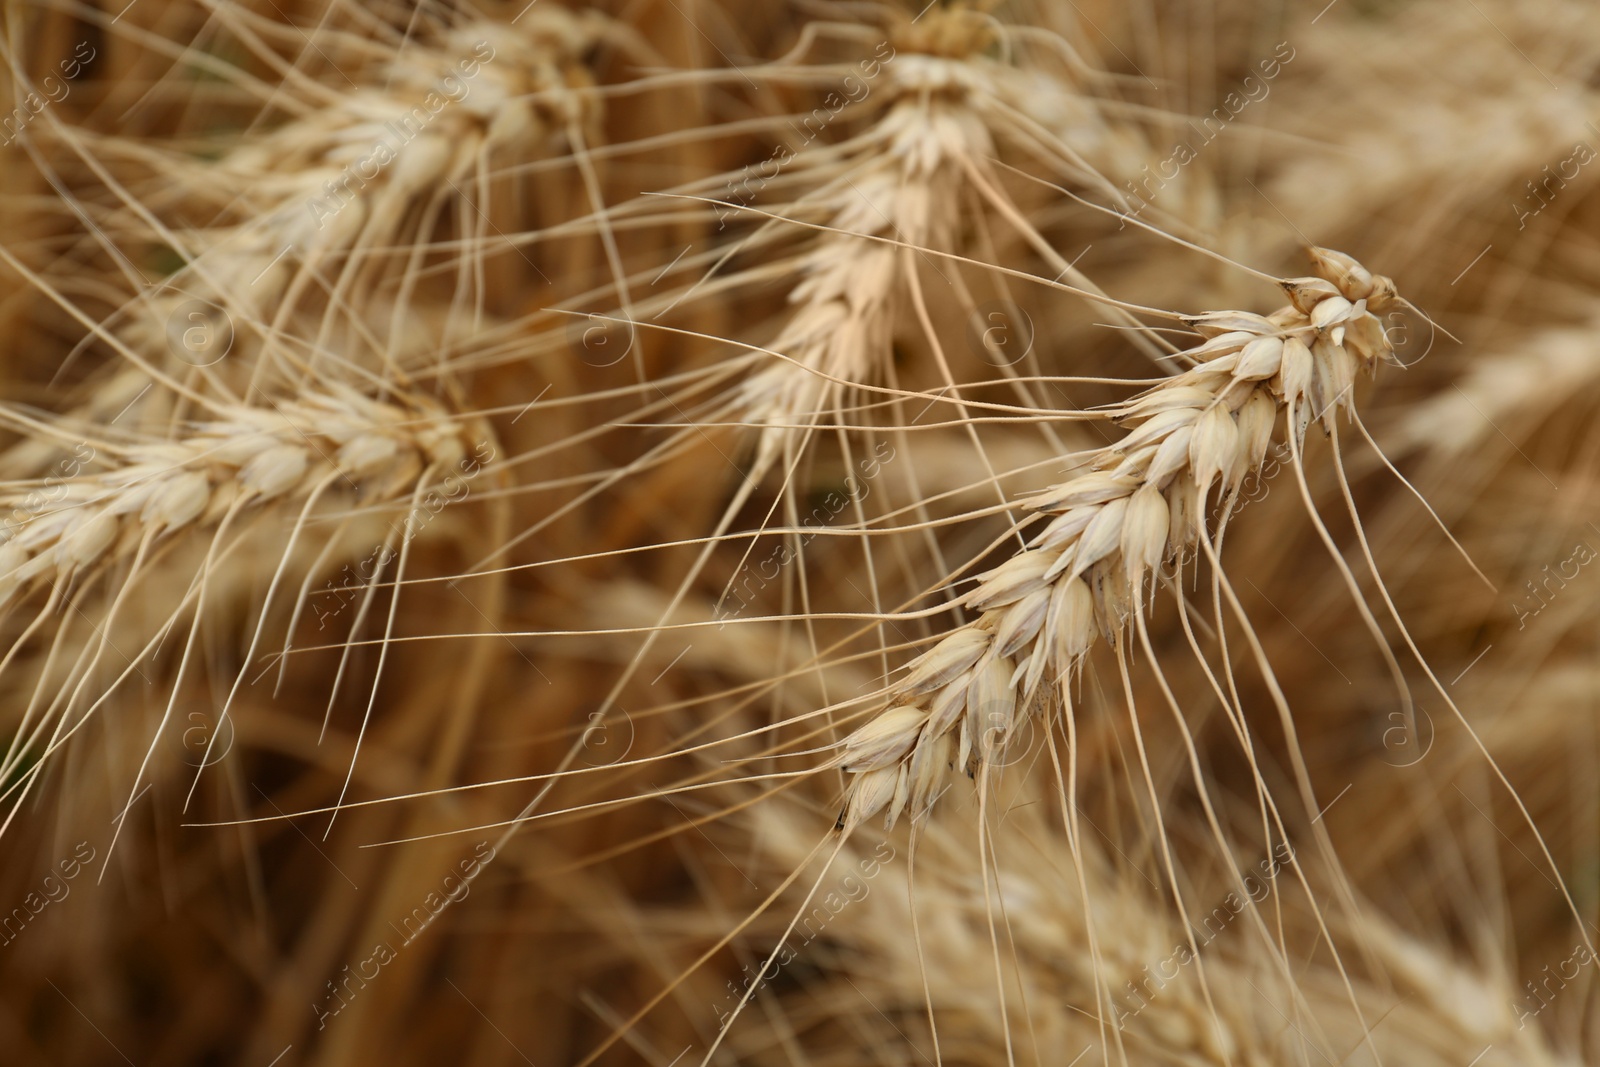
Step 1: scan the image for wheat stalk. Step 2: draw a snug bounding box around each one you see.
[833,247,1401,831]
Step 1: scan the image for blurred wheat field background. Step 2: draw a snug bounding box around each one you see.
[0,0,1596,1064]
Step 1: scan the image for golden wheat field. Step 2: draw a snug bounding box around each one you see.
[0,0,1597,1063]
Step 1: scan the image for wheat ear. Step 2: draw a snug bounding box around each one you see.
[731,5,1163,478]
[833,247,1401,831]
[108,8,611,398]
[0,385,482,610]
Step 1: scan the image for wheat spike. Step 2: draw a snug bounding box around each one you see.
[834,247,1401,831]
[729,4,1162,477]
[0,385,483,610]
